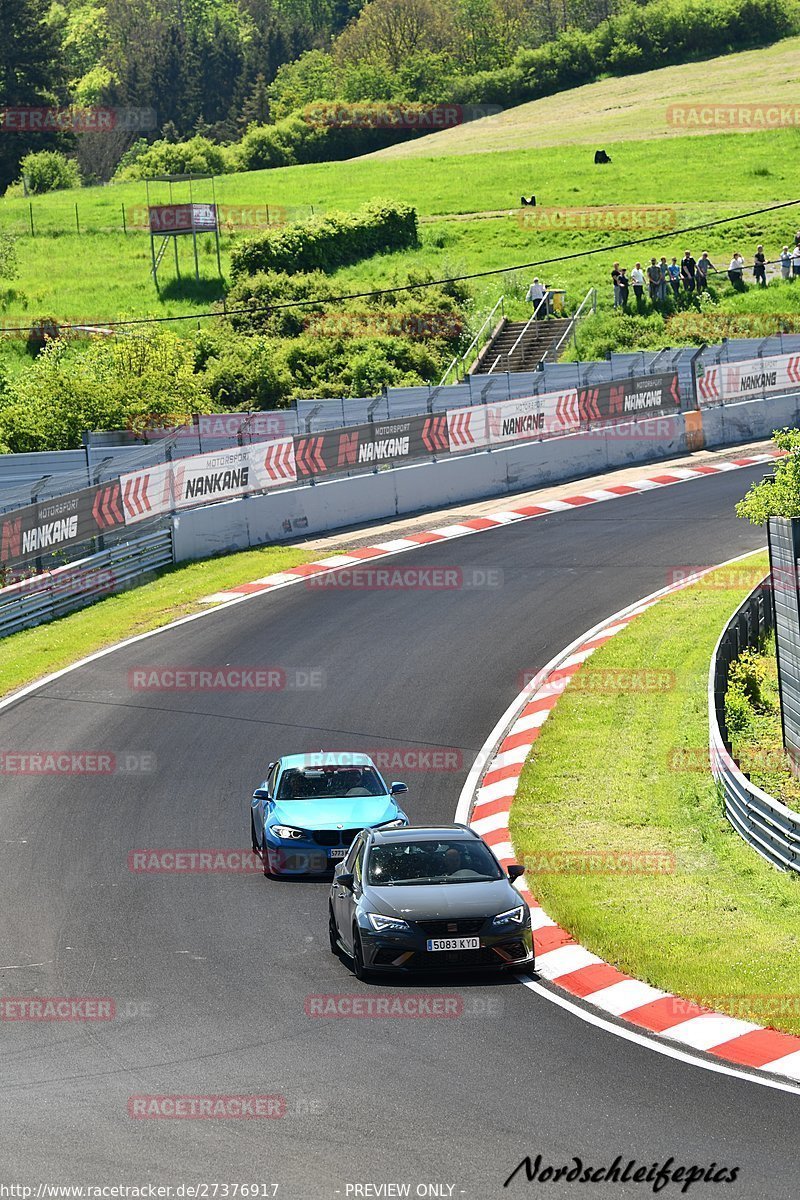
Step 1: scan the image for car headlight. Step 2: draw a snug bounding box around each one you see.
[377,817,408,830]
[492,905,527,927]
[367,912,410,933]
[272,825,305,840]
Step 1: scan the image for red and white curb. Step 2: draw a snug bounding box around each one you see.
[200,454,777,604]
[460,556,800,1082]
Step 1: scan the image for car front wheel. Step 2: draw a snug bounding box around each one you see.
[250,812,260,854]
[352,926,369,980]
[329,905,340,955]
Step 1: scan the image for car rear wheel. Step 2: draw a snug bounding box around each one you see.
[352,926,369,980]
[328,905,340,955]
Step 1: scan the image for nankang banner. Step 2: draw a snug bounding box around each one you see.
[696,353,800,405]
[0,481,124,569]
[293,414,448,477]
[120,438,297,525]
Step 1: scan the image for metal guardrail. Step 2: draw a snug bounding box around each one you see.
[0,528,174,638]
[708,578,800,872]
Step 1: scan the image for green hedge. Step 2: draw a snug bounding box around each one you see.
[229,200,419,277]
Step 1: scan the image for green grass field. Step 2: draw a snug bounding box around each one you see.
[2,42,799,372]
[510,553,800,1036]
[366,36,800,158]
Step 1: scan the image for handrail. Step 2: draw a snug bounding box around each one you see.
[439,295,504,386]
[504,292,550,370]
[545,287,596,364]
[486,355,502,375]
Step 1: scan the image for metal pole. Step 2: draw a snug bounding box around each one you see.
[29,202,34,237]
[122,204,127,235]
[75,204,80,235]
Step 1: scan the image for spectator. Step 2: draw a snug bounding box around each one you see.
[631,262,645,307]
[667,257,681,299]
[728,252,746,291]
[753,244,767,288]
[793,244,800,279]
[795,230,800,248]
[618,266,629,308]
[659,256,669,302]
[525,277,547,317]
[681,250,696,293]
[647,257,661,303]
[781,246,792,280]
[611,261,621,309]
[696,252,715,292]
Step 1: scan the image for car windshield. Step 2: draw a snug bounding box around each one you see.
[277,765,385,800]
[366,839,504,886]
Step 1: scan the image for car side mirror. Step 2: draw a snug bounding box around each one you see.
[337,872,355,892]
[507,864,524,883]
[252,788,270,801]
[390,782,408,796]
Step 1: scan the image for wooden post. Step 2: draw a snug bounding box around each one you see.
[75,204,80,235]
[29,202,34,237]
[122,204,127,235]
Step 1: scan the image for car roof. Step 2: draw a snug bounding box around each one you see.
[277,752,376,770]
[366,824,477,844]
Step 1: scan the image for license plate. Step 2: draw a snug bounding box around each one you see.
[329,848,347,859]
[427,937,480,951]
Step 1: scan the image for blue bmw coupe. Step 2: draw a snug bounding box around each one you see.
[250,752,409,877]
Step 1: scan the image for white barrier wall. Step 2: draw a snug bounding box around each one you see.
[172,413,690,561]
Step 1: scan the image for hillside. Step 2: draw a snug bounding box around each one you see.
[364,35,800,159]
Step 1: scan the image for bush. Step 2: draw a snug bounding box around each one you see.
[19,151,81,194]
[113,135,234,181]
[230,200,419,277]
[226,271,336,337]
[197,335,293,409]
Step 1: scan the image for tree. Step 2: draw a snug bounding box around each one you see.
[737,431,800,523]
[335,0,450,73]
[0,0,67,192]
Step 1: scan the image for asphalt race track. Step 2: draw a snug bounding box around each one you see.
[1,464,796,1198]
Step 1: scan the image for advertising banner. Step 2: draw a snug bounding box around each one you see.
[148,204,218,235]
[0,481,124,568]
[293,415,448,478]
[697,354,800,405]
[120,439,297,525]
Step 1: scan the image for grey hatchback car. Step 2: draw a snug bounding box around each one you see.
[328,824,534,977]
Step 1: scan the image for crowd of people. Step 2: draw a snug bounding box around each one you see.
[609,238,800,310]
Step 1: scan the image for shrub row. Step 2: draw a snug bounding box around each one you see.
[229,200,418,277]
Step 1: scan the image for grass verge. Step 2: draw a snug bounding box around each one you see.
[0,542,317,701]
[509,551,800,1036]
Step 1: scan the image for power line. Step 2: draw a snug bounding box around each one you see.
[3,196,800,334]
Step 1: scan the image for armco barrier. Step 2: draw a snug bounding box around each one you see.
[0,529,173,637]
[709,579,800,872]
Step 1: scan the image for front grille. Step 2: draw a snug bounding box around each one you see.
[312,828,362,847]
[312,830,340,847]
[415,947,499,967]
[415,917,486,937]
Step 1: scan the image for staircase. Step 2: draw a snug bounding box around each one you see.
[471,316,572,375]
